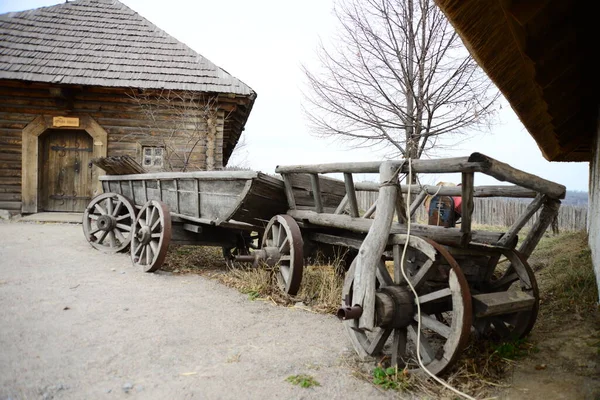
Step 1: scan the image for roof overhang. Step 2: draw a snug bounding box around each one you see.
[435,0,598,161]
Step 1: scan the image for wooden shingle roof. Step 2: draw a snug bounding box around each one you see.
[0,0,255,96]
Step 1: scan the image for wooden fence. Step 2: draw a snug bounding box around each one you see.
[356,191,587,232]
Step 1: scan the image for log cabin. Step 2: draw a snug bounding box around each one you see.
[434,0,599,301]
[0,0,256,214]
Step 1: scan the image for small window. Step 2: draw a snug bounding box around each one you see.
[142,146,164,168]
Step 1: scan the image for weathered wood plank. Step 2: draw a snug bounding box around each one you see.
[472,291,535,318]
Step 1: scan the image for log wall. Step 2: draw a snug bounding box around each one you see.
[0,80,237,211]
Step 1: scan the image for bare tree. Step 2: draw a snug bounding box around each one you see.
[126,90,233,172]
[303,0,500,161]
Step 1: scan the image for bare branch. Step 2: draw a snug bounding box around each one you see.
[302,0,500,162]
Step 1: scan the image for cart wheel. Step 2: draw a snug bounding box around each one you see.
[262,215,304,295]
[131,200,172,272]
[475,249,539,340]
[82,193,137,253]
[342,236,472,376]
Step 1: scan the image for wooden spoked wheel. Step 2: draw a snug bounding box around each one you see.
[342,236,472,376]
[131,200,172,273]
[82,193,137,253]
[262,215,304,295]
[475,249,539,340]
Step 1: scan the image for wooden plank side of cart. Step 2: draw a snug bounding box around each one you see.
[99,170,288,230]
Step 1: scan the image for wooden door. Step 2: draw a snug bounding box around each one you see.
[41,130,94,212]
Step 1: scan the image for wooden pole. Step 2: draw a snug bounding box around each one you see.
[281,174,296,210]
[497,194,545,247]
[460,172,474,246]
[353,162,399,331]
[469,153,566,199]
[344,173,360,217]
[310,174,323,213]
[276,157,478,174]
[518,198,561,258]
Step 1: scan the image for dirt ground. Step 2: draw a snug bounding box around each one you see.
[1,220,598,400]
[0,221,388,400]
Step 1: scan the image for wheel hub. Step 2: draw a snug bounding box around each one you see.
[136,226,152,245]
[96,214,116,231]
[375,285,415,328]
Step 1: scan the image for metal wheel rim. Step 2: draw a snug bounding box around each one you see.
[82,193,136,253]
[342,236,472,376]
[131,200,172,272]
[262,215,304,295]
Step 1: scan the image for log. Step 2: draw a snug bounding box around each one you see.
[395,186,408,223]
[468,153,566,199]
[344,173,359,217]
[356,182,538,198]
[281,174,297,210]
[461,172,474,246]
[354,162,399,331]
[287,209,508,247]
[497,194,545,247]
[334,194,349,215]
[518,198,561,258]
[409,190,428,217]
[310,173,323,213]
[276,157,480,174]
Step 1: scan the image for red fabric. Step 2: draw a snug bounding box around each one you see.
[452,196,462,215]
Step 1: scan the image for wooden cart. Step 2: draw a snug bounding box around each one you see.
[82,170,288,271]
[258,152,564,375]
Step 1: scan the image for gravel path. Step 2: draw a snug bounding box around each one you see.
[0,221,393,400]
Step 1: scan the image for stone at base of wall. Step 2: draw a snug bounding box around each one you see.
[0,209,21,220]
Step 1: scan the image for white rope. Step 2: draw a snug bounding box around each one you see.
[399,158,477,400]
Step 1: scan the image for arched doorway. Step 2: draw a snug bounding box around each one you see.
[21,115,107,213]
[39,129,94,212]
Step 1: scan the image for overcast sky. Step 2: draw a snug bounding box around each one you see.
[1,0,590,191]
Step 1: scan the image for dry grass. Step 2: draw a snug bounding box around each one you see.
[528,230,598,314]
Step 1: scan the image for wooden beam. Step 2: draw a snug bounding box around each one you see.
[344,173,359,217]
[518,198,561,258]
[460,172,474,246]
[334,194,349,215]
[276,157,479,174]
[281,174,296,210]
[287,210,507,248]
[310,173,323,213]
[472,291,536,318]
[468,153,565,199]
[497,194,545,247]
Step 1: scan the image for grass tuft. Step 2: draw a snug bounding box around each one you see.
[286,374,320,388]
